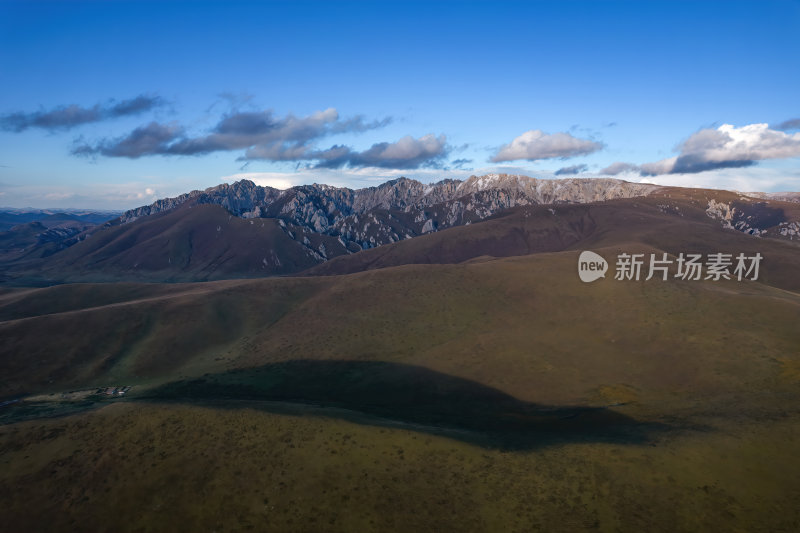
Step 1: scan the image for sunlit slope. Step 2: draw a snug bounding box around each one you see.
[4,204,341,283]
[2,250,798,414]
[307,192,800,290]
[4,185,798,285]
[2,213,800,532]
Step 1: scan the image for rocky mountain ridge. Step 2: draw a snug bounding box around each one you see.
[3,174,799,284]
[121,174,659,252]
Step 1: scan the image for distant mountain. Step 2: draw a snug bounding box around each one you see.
[0,209,128,271]
[741,191,800,203]
[0,208,121,231]
[0,175,798,283]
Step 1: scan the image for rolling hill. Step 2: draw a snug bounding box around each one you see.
[2,247,800,531]
[1,176,799,532]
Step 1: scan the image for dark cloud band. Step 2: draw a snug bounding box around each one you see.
[305,135,450,170]
[554,163,588,175]
[71,107,447,169]
[775,118,800,131]
[0,95,165,132]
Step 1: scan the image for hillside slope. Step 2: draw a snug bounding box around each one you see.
[0,175,660,283]
[308,191,800,291]
[4,204,357,283]
[2,205,800,531]
[3,180,799,284]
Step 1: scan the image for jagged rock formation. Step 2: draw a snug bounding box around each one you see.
[120,174,658,252]
[3,174,800,283]
[705,198,788,236]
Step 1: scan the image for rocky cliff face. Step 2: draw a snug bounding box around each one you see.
[121,180,285,222]
[120,174,659,252]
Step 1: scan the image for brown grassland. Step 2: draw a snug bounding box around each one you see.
[1,195,800,532]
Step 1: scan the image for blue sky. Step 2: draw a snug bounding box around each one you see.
[1,0,799,209]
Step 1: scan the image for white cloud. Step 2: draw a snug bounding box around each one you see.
[639,157,678,176]
[632,123,800,176]
[131,188,159,200]
[685,123,800,160]
[601,162,640,175]
[491,130,603,162]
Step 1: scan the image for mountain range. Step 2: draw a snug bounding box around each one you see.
[3,174,800,532]
[1,174,798,284]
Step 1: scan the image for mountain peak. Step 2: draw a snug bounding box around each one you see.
[122,174,660,226]
[6,174,800,284]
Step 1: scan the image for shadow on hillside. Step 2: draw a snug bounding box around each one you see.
[144,360,670,451]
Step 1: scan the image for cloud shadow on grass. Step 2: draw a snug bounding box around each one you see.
[143,360,672,451]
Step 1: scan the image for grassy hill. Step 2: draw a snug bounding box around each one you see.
[309,190,800,290]
[1,193,799,531]
[3,185,799,286]
[1,203,353,284]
